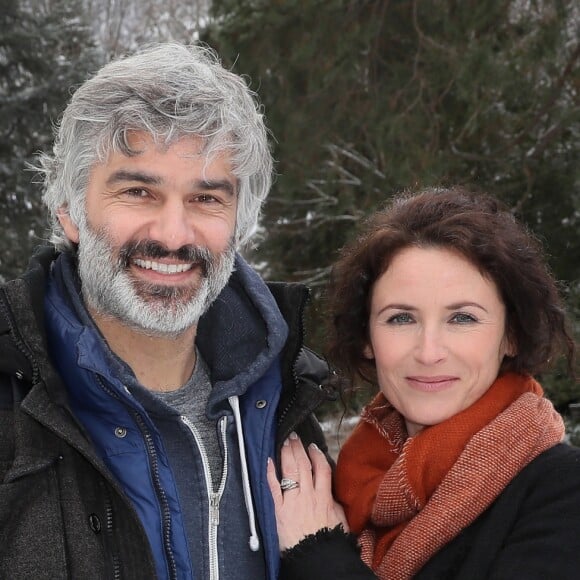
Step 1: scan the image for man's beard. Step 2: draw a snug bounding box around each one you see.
[76,224,235,337]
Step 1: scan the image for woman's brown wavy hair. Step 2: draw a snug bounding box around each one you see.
[326,186,576,385]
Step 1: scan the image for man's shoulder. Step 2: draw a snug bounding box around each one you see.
[1,246,57,301]
[266,280,310,319]
[0,246,58,386]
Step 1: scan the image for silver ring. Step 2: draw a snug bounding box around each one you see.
[280,477,300,491]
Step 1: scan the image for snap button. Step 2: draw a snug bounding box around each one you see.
[114,427,127,438]
[255,400,267,409]
[88,513,101,533]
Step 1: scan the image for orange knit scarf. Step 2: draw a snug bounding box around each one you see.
[335,373,564,579]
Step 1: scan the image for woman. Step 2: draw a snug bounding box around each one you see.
[267,186,579,579]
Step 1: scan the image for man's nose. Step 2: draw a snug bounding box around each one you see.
[148,201,196,251]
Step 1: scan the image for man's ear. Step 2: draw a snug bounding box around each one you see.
[56,206,80,244]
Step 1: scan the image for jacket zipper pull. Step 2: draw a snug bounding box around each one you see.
[210,493,220,526]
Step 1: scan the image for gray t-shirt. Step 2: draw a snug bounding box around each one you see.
[155,351,223,488]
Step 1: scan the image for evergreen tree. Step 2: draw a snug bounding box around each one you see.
[0,0,101,280]
[205,0,579,412]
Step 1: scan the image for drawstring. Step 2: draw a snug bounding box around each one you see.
[229,395,260,551]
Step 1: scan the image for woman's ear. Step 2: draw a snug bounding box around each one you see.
[363,343,374,359]
[503,331,518,359]
[56,206,80,244]
[506,338,518,358]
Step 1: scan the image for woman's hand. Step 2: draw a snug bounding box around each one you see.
[267,432,349,551]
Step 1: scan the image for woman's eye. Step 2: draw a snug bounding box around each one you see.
[450,312,477,324]
[387,312,414,324]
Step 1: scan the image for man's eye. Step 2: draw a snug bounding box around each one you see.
[386,313,414,324]
[123,188,149,198]
[196,194,219,203]
[450,312,477,324]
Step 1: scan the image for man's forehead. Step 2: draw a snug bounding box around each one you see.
[122,130,206,157]
[88,130,238,194]
[94,130,235,174]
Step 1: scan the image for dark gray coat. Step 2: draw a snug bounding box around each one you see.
[0,247,333,579]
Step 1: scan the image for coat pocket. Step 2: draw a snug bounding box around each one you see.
[0,463,69,579]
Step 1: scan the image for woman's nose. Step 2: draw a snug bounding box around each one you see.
[414,327,447,365]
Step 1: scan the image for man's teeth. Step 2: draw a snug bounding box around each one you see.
[133,259,193,274]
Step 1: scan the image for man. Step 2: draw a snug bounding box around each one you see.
[0,43,332,579]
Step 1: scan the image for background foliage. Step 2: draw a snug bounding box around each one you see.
[204,0,579,413]
[1,0,578,418]
[0,0,100,277]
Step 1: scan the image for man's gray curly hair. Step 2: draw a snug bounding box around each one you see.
[37,42,273,250]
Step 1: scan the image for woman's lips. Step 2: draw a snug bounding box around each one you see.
[406,376,459,392]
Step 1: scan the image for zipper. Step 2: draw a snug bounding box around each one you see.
[95,376,178,580]
[277,287,309,431]
[181,415,228,580]
[103,483,122,580]
[132,411,178,579]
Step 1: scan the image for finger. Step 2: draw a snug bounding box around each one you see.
[308,443,332,494]
[289,432,316,492]
[280,435,300,483]
[266,457,283,508]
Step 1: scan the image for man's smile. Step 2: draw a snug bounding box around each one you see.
[133,259,194,274]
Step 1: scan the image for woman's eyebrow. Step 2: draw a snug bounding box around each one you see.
[446,301,488,313]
